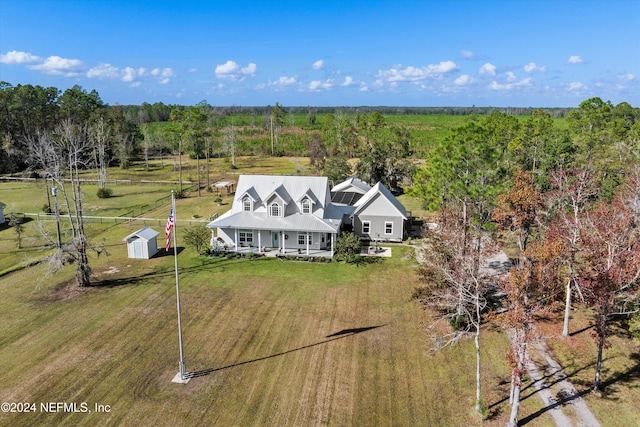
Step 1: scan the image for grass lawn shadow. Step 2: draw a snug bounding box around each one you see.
[187,324,387,379]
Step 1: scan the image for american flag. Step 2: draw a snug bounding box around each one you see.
[165,205,175,251]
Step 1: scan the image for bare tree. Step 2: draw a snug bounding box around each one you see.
[28,120,92,287]
[223,122,237,169]
[547,169,598,336]
[416,205,498,417]
[90,116,110,189]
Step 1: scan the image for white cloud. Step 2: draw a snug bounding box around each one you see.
[312,59,324,70]
[308,79,335,91]
[87,63,120,79]
[479,63,496,76]
[489,77,532,91]
[506,71,517,82]
[0,50,41,64]
[29,55,84,76]
[341,76,354,86]
[524,62,546,73]
[150,68,176,84]
[460,50,475,59]
[377,61,458,83]
[454,74,472,86]
[568,55,584,64]
[567,81,584,91]
[87,64,173,84]
[215,60,257,81]
[276,76,296,85]
[260,76,298,91]
[241,63,257,75]
[188,67,198,73]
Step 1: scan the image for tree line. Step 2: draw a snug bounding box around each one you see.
[412,98,640,425]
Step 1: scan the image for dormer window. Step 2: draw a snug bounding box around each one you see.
[270,202,281,217]
[243,197,252,212]
[301,199,311,214]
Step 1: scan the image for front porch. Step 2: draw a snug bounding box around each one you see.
[231,245,334,258]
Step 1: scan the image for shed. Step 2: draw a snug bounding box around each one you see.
[0,202,5,224]
[123,227,160,259]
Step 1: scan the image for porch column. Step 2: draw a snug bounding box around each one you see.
[282,231,285,254]
[258,230,262,252]
[306,232,310,255]
[235,229,238,251]
[331,233,335,257]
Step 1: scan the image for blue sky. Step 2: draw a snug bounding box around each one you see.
[1,0,638,107]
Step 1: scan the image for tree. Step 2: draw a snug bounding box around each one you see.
[334,232,362,263]
[89,116,110,190]
[222,122,237,169]
[323,155,352,186]
[27,121,92,287]
[507,109,553,175]
[183,106,207,196]
[546,169,598,336]
[183,227,211,255]
[492,172,545,427]
[356,126,414,191]
[270,103,285,154]
[416,204,497,417]
[8,210,25,249]
[58,85,104,124]
[580,170,640,393]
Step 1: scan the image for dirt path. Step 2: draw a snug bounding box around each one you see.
[485,250,602,427]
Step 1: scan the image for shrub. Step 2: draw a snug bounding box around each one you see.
[334,232,362,263]
[174,189,187,199]
[96,187,113,198]
[183,226,211,255]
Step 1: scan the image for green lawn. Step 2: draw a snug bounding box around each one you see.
[0,232,558,426]
[1,158,635,426]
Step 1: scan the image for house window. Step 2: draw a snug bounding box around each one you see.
[384,221,393,235]
[301,199,311,214]
[243,197,251,212]
[239,230,253,243]
[298,232,312,245]
[270,202,281,217]
[362,221,371,234]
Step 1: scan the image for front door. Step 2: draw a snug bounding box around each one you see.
[272,231,279,248]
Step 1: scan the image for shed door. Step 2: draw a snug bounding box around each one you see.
[133,240,143,258]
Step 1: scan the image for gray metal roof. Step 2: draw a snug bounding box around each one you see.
[208,211,341,233]
[331,176,372,194]
[123,226,160,242]
[354,182,407,219]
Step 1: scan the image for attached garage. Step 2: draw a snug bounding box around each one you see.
[123,227,159,259]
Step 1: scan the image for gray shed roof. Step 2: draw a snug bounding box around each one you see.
[123,227,160,242]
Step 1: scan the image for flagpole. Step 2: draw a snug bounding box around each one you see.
[171,190,188,383]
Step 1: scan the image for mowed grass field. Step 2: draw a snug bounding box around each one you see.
[1,170,637,426]
[1,209,556,427]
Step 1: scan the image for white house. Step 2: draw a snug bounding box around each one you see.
[207,175,345,255]
[206,175,408,256]
[123,227,159,259]
[0,202,5,224]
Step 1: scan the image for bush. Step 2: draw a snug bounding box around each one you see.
[334,232,362,263]
[183,226,211,255]
[96,187,113,198]
[174,189,187,199]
